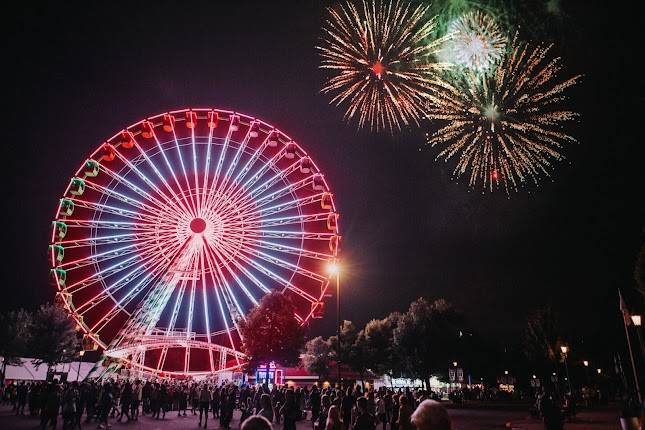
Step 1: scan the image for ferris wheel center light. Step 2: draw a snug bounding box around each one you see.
[190,218,207,234]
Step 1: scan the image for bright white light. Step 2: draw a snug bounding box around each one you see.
[326,262,340,276]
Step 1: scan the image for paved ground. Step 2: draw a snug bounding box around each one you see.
[0,404,621,430]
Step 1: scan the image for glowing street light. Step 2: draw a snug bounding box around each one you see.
[326,262,340,276]
[453,361,458,367]
[596,368,602,374]
[327,261,341,383]
[583,360,589,367]
[560,345,572,394]
[631,315,642,326]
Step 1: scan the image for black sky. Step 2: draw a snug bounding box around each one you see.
[4,1,644,363]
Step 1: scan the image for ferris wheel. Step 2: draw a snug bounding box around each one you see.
[49,108,340,377]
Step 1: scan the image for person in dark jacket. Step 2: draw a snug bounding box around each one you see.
[353,397,375,430]
[40,383,61,430]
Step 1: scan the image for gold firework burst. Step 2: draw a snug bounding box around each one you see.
[317,0,450,132]
[426,37,581,193]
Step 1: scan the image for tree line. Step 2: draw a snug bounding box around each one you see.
[0,303,79,384]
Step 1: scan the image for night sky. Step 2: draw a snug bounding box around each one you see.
[5,1,644,364]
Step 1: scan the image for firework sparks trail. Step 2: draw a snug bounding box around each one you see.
[439,11,507,73]
[317,0,450,132]
[426,37,581,193]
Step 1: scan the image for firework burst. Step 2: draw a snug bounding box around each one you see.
[426,37,581,193]
[438,11,507,74]
[317,0,450,132]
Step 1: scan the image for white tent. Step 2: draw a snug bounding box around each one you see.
[2,357,97,382]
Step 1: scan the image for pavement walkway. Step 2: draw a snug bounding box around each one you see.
[0,404,621,430]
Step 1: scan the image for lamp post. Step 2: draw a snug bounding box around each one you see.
[631,315,645,359]
[327,262,341,384]
[77,350,85,382]
[583,360,590,387]
[560,345,573,394]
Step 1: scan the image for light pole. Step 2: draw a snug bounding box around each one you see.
[560,345,573,394]
[631,315,645,359]
[583,360,590,387]
[327,262,341,385]
[620,290,643,404]
[77,350,85,382]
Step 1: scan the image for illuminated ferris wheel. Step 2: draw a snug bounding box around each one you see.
[49,108,340,377]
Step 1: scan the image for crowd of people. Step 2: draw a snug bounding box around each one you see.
[1,379,454,430]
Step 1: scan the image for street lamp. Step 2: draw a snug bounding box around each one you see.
[453,361,458,367]
[630,315,645,359]
[596,368,602,375]
[560,345,573,394]
[326,262,341,384]
[77,350,85,382]
[583,360,588,367]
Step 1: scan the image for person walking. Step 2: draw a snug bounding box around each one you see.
[353,397,376,430]
[117,382,132,422]
[396,395,414,430]
[281,389,300,430]
[259,393,275,422]
[198,383,212,428]
[326,405,343,430]
[131,379,142,420]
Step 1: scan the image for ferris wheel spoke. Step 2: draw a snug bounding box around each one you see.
[201,243,241,357]
[233,176,314,218]
[200,126,231,214]
[199,116,217,216]
[240,237,334,261]
[245,159,302,200]
[233,244,327,284]
[197,245,216,372]
[157,277,191,372]
[55,231,165,249]
[208,240,271,298]
[224,130,276,198]
[223,145,288,208]
[128,135,196,218]
[169,129,198,215]
[61,219,167,233]
[60,231,177,271]
[202,241,246,325]
[73,236,186,308]
[66,198,163,225]
[253,193,327,219]
[98,164,180,218]
[83,179,167,218]
[203,240,256,313]
[215,240,318,303]
[147,126,198,218]
[211,120,258,205]
[64,234,181,290]
[111,147,190,219]
[241,229,336,241]
[224,212,331,229]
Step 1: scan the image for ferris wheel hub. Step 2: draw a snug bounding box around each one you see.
[189,217,207,234]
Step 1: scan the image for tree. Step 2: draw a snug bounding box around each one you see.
[363,313,402,379]
[238,291,306,370]
[523,306,563,380]
[30,303,80,370]
[301,336,334,380]
[394,298,461,389]
[0,309,33,384]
